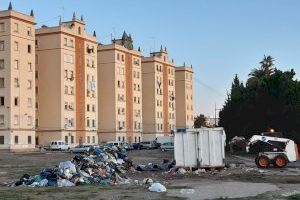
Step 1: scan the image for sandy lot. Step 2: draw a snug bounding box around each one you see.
[0,150,300,200]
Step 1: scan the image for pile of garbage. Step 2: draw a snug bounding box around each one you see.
[136,159,176,172]
[13,147,134,187]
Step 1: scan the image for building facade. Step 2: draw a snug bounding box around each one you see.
[0,6,36,151]
[175,65,194,129]
[142,47,176,141]
[97,32,143,143]
[35,14,98,146]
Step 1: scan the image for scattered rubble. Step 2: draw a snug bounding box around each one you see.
[13,146,133,187]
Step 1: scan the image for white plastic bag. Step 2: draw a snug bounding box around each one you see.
[148,183,167,192]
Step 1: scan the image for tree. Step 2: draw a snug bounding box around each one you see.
[248,55,275,84]
[220,56,300,144]
[194,114,206,128]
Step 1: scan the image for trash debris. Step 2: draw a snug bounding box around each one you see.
[193,169,206,175]
[180,188,195,194]
[148,183,167,192]
[136,160,175,172]
[12,146,133,187]
[229,136,247,152]
[177,168,187,175]
[143,178,153,185]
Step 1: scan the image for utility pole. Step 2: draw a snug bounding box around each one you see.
[214,103,221,127]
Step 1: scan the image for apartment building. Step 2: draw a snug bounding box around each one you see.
[142,46,176,141]
[175,65,194,129]
[35,13,98,146]
[0,4,36,151]
[98,32,143,143]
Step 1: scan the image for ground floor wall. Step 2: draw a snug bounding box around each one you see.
[142,132,164,142]
[37,130,98,147]
[0,130,35,151]
[98,131,143,144]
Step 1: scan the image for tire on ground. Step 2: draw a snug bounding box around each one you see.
[255,155,270,168]
[274,155,287,168]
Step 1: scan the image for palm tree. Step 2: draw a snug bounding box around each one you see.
[260,55,274,77]
[249,55,275,79]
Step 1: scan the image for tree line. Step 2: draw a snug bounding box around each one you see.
[219,55,300,144]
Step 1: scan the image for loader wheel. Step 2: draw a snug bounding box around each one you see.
[255,155,270,168]
[274,155,287,168]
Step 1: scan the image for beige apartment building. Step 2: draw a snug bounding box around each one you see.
[142,47,176,141]
[35,13,98,146]
[98,32,143,143]
[175,65,194,129]
[0,5,36,151]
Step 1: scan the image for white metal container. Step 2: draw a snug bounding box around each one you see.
[175,128,226,168]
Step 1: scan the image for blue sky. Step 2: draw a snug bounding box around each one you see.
[4,0,300,117]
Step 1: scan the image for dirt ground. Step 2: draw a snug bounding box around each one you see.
[0,149,300,200]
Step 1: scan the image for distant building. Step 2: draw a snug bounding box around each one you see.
[35,13,98,146]
[0,4,36,151]
[97,32,143,143]
[175,65,194,129]
[142,46,176,141]
[205,117,219,127]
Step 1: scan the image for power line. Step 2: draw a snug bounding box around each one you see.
[36,16,61,25]
[193,77,226,98]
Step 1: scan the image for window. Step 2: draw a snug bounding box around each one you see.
[35,39,38,46]
[64,38,67,46]
[28,98,32,107]
[35,71,38,79]
[0,115,4,125]
[92,120,95,127]
[0,41,4,51]
[14,115,19,125]
[92,136,95,143]
[70,87,74,95]
[87,104,90,112]
[92,105,95,112]
[0,59,4,69]
[64,54,67,62]
[15,136,18,144]
[0,136,4,144]
[27,116,32,126]
[0,96,4,106]
[28,136,32,144]
[14,23,18,32]
[27,80,32,89]
[70,39,74,47]
[14,60,18,70]
[14,78,19,88]
[65,136,69,144]
[87,119,90,127]
[121,54,124,62]
[28,63,32,72]
[71,136,74,144]
[78,27,81,35]
[117,53,120,60]
[70,55,74,64]
[70,71,74,80]
[0,23,4,32]
[87,136,90,143]
[28,45,31,53]
[0,78,4,88]
[14,41,18,51]
[27,27,32,36]
[14,97,19,106]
